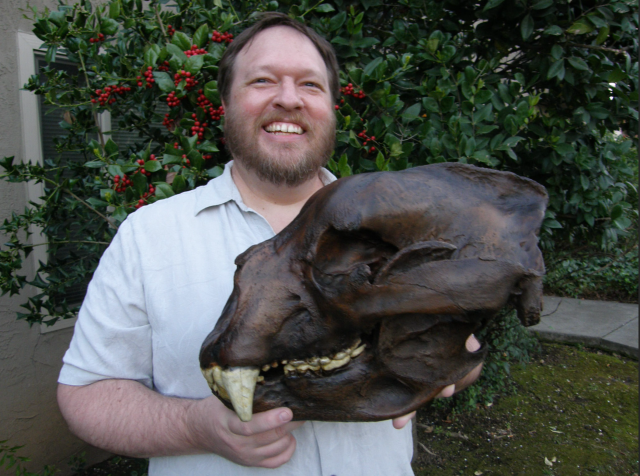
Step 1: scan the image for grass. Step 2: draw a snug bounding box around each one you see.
[412,344,639,476]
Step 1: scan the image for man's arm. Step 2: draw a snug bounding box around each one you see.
[57,380,303,469]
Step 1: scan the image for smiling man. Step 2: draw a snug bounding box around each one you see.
[57,13,480,476]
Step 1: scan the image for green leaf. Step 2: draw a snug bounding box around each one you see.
[329,11,347,32]
[153,72,175,92]
[547,59,565,80]
[531,0,553,9]
[608,68,626,82]
[544,25,563,35]
[184,55,204,74]
[143,160,162,173]
[193,24,210,48]
[172,31,192,51]
[315,4,335,12]
[401,103,421,123]
[568,57,589,71]
[483,0,506,11]
[154,182,175,199]
[363,57,384,77]
[353,37,379,48]
[132,172,147,196]
[613,216,631,230]
[166,44,188,62]
[109,1,121,19]
[84,160,104,168]
[473,103,493,124]
[567,20,595,35]
[144,48,159,68]
[162,154,182,165]
[207,166,223,178]
[338,153,351,177]
[544,219,563,229]
[104,138,119,157]
[172,175,187,194]
[108,165,124,178]
[521,14,534,41]
[595,25,609,45]
[100,18,118,36]
[610,204,623,221]
[198,140,219,153]
[580,175,590,190]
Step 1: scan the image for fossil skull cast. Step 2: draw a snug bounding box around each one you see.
[200,163,547,422]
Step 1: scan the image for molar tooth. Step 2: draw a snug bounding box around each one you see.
[308,357,319,365]
[281,359,288,364]
[261,364,271,372]
[319,357,331,365]
[308,364,320,371]
[322,355,351,371]
[350,344,366,358]
[334,351,348,360]
[290,360,305,367]
[297,364,310,372]
[284,363,296,373]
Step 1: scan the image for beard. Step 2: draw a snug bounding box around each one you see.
[224,107,336,187]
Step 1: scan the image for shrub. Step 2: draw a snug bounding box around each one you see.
[1,0,637,326]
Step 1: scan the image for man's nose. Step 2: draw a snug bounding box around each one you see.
[273,79,303,110]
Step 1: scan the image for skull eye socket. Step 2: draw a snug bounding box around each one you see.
[312,228,398,279]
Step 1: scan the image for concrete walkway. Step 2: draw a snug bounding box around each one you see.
[528,296,638,359]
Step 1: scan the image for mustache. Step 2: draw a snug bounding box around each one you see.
[258,112,311,132]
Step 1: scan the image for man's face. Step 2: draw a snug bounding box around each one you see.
[223,26,336,186]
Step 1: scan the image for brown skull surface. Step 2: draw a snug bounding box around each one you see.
[200,163,547,422]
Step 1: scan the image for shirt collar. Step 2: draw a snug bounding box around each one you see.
[194,160,337,216]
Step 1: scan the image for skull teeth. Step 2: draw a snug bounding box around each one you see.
[273,339,366,377]
[201,339,367,422]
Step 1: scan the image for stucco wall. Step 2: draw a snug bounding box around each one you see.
[0,1,109,474]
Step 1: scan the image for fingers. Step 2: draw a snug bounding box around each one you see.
[436,334,483,399]
[392,411,416,429]
[186,398,302,468]
[466,334,481,352]
[435,383,456,398]
[228,407,293,437]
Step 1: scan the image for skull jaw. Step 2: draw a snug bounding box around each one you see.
[212,336,486,422]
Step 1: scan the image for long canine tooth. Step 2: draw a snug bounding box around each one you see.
[322,355,351,371]
[201,368,214,388]
[351,344,366,358]
[220,367,260,422]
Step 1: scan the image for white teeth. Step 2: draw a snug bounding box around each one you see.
[319,357,331,365]
[322,355,351,371]
[262,364,271,372]
[334,352,348,360]
[350,344,366,358]
[265,122,303,134]
[220,367,260,422]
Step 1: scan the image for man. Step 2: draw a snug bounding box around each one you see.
[57,13,481,475]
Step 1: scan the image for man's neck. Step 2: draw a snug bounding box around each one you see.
[231,160,325,234]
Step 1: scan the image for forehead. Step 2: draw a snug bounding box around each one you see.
[234,26,329,82]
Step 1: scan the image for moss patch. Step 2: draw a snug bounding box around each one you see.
[412,344,638,475]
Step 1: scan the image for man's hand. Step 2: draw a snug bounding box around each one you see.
[57,380,302,469]
[185,395,304,468]
[392,334,483,430]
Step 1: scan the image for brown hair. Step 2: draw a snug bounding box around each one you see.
[217,12,340,105]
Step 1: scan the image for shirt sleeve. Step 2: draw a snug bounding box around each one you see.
[58,216,153,388]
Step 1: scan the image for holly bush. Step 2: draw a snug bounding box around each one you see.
[1,0,637,325]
